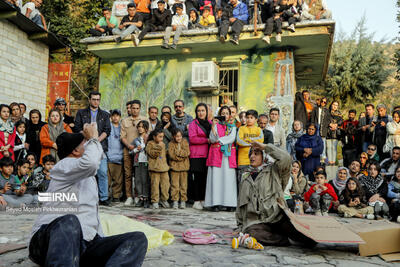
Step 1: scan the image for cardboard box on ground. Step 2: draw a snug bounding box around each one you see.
[279,202,400,262]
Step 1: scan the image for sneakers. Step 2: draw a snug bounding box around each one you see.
[276,34,282,42]
[170,43,177,49]
[99,199,110,206]
[193,201,203,210]
[152,203,159,209]
[322,211,329,217]
[172,201,179,209]
[230,36,239,45]
[124,197,133,206]
[160,201,170,208]
[180,201,186,209]
[366,214,375,220]
[161,42,169,49]
[115,36,122,44]
[314,210,322,216]
[262,35,270,44]
[134,197,140,205]
[135,199,144,207]
[131,33,140,46]
[397,216,400,223]
[288,24,296,32]
[219,35,226,44]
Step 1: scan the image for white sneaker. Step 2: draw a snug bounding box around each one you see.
[124,197,133,206]
[152,203,159,209]
[201,201,205,207]
[134,197,140,205]
[172,201,179,209]
[276,34,281,42]
[322,211,329,217]
[160,201,170,208]
[367,214,375,220]
[180,201,186,209]
[193,201,203,210]
[262,36,270,44]
[288,24,295,32]
[131,33,140,46]
[315,210,322,216]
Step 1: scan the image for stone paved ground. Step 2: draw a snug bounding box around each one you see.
[1,203,400,267]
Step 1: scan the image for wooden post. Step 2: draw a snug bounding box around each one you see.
[253,1,258,36]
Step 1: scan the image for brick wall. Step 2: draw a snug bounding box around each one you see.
[0,20,49,116]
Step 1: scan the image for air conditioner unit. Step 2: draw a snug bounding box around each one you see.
[191,61,219,88]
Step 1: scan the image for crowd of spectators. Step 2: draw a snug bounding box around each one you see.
[90,0,332,47]
[5,0,47,30]
[1,91,400,225]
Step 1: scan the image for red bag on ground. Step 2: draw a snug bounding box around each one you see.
[182,228,218,245]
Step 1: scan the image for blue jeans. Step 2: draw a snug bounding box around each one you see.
[97,156,108,201]
[29,214,148,267]
[112,25,140,39]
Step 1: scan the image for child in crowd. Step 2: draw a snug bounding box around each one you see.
[146,128,170,209]
[215,7,223,26]
[163,3,188,49]
[15,158,30,184]
[168,128,190,209]
[304,170,337,216]
[0,157,33,207]
[25,152,40,177]
[160,112,174,148]
[14,120,27,162]
[132,120,150,208]
[199,6,216,28]
[26,155,55,194]
[279,0,301,32]
[238,111,246,126]
[338,178,374,219]
[188,8,200,29]
[236,110,263,180]
[284,160,308,211]
[388,166,400,222]
[359,163,390,220]
[106,109,124,202]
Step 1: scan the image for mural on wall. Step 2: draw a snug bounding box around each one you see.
[239,50,295,134]
[99,49,295,133]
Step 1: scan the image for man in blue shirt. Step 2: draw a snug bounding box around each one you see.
[219,0,249,45]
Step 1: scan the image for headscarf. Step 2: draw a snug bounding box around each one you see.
[48,115,66,161]
[195,103,211,136]
[332,167,350,195]
[0,118,14,134]
[287,120,304,154]
[247,147,269,176]
[359,174,384,196]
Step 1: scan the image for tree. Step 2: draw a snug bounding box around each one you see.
[325,16,392,104]
[395,0,400,80]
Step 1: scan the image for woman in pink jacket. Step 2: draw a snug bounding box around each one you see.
[189,103,211,210]
[204,106,237,212]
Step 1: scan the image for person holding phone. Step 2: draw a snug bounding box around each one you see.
[204,106,237,212]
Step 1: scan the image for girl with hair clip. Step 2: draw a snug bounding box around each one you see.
[337,177,374,219]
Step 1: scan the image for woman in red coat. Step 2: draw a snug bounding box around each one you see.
[0,104,16,160]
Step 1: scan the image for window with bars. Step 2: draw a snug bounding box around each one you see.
[218,62,239,107]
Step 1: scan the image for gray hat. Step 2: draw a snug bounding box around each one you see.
[54,98,67,106]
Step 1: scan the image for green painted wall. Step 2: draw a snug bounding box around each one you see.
[99,49,295,126]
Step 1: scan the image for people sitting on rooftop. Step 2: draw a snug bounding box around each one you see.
[188,8,200,29]
[21,0,47,31]
[137,0,172,45]
[301,0,331,21]
[113,3,144,45]
[134,0,151,22]
[112,0,135,17]
[199,6,216,28]
[219,0,249,45]
[5,0,22,11]
[169,0,187,15]
[89,7,118,37]
[198,0,215,16]
[163,3,189,49]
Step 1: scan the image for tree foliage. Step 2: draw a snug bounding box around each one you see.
[40,0,113,99]
[395,0,400,80]
[325,16,391,104]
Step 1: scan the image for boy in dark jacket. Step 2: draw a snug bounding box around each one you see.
[219,0,248,45]
[137,0,172,44]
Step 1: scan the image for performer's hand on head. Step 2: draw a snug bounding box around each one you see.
[251,141,266,151]
[83,123,99,140]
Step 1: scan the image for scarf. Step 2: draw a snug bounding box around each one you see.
[359,174,384,195]
[197,118,211,136]
[332,167,349,195]
[0,119,14,134]
[48,120,65,161]
[390,179,400,192]
[220,121,235,157]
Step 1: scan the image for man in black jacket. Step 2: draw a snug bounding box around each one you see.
[74,91,111,206]
[257,114,274,144]
[137,0,172,46]
[310,96,329,162]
